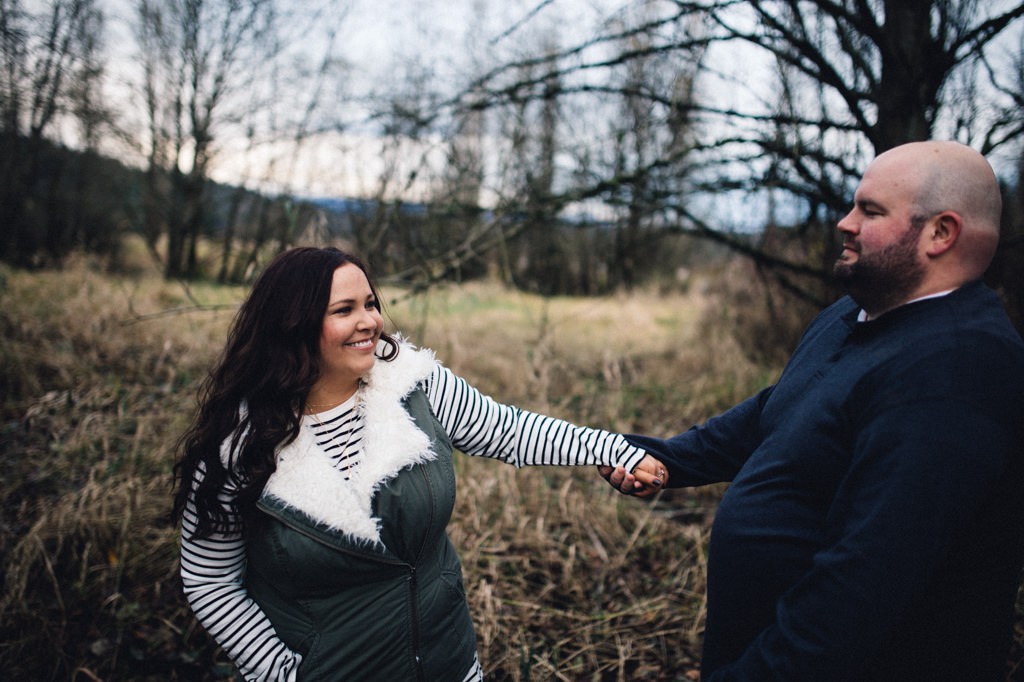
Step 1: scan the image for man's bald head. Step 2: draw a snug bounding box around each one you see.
[835,141,1005,316]
[873,141,1002,277]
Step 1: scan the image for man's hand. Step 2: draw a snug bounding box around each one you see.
[598,454,667,498]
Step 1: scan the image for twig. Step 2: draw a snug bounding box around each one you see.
[120,302,238,325]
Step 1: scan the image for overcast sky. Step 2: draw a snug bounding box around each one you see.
[96,0,1023,206]
[97,0,633,197]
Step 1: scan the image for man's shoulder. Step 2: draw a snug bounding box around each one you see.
[888,284,1024,394]
[944,282,1024,350]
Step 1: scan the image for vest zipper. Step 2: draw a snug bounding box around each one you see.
[408,564,425,682]
[259,469,436,681]
[409,462,436,682]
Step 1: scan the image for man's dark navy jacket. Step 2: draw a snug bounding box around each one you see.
[628,281,1024,681]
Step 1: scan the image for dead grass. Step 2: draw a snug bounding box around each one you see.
[1,253,1020,680]
[386,279,772,436]
[450,464,708,680]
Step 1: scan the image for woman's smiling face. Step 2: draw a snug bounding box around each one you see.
[317,263,384,393]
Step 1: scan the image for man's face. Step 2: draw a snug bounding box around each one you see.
[833,156,928,316]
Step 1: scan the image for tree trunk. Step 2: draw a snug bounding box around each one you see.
[873,1,949,151]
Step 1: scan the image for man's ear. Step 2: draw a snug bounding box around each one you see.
[925,211,962,257]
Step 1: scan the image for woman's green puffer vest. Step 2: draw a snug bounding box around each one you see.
[244,388,478,681]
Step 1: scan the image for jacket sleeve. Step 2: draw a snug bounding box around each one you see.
[623,386,772,487]
[180,463,302,682]
[423,364,646,473]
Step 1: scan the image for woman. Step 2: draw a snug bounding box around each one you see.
[171,247,665,682]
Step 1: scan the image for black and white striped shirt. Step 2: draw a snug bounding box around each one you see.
[304,401,362,478]
[181,363,646,682]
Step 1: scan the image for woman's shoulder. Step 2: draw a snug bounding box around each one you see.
[364,335,440,401]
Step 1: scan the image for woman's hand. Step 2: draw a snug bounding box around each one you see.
[598,455,667,498]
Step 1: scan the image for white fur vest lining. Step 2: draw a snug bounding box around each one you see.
[242,339,440,546]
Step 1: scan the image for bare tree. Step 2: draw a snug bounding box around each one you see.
[602,4,703,289]
[987,32,1024,331]
[217,6,354,283]
[132,0,281,279]
[455,0,1024,306]
[681,0,1024,313]
[408,1,709,295]
[504,45,565,294]
[0,0,107,264]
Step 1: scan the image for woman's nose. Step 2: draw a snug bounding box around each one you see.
[356,309,374,328]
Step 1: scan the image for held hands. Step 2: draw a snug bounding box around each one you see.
[598,454,668,498]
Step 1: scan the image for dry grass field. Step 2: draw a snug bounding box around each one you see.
[1,250,1021,680]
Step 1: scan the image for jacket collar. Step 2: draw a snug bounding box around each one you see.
[260,339,439,545]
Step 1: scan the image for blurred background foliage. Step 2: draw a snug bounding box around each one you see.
[1,1,1022,329]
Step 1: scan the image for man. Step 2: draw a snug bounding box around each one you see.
[604,141,1024,680]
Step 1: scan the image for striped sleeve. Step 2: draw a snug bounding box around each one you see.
[180,461,302,682]
[423,364,646,472]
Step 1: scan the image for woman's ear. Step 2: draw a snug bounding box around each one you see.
[925,211,962,257]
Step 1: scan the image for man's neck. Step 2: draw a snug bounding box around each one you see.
[858,288,957,322]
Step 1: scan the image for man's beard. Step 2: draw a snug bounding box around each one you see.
[833,222,926,316]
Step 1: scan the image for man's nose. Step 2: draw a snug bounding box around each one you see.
[837,210,857,234]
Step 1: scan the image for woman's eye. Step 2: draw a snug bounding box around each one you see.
[334,306,352,315]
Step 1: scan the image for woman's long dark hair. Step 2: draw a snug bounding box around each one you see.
[171,247,398,539]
